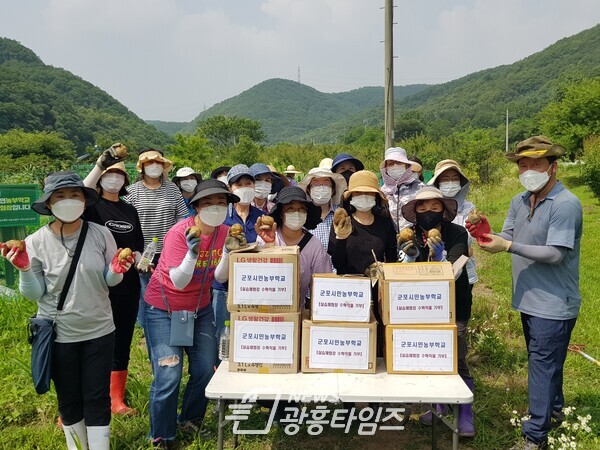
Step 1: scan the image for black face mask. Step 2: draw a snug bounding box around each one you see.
[340,170,354,184]
[416,211,444,231]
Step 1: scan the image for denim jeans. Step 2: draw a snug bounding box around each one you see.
[212,288,229,363]
[144,304,216,441]
[521,313,577,444]
[137,253,161,329]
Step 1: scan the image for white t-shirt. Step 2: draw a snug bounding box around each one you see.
[26,222,117,343]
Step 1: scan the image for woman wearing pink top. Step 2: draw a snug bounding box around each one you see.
[142,179,239,448]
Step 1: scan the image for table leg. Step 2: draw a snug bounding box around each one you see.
[233,400,238,448]
[431,404,437,450]
[452,404,459,450]
[218,399,225,450]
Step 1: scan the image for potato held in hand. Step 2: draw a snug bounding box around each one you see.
[428,228,442,240]
[397,227,414,244]
[118,248,133,261]
[110,143,128,158]
[4,239,25,252]
[229,223,244,237]
[467,208,492,245]
[187,226,202,239]
[258,215,275,231]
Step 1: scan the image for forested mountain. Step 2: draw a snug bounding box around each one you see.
[0,38,171,153]
[303,23,600,143]
[183,79,429,143]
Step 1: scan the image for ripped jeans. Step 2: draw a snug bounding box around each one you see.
[144,303,216,441]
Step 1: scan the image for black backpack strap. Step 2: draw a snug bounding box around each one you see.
[57,221,89,311]
[298,232,313,253]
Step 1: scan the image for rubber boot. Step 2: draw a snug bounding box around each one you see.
[63,419,88,450]
[110,370,136,415]
[419,404,449,425]
[459,378,475,437]
[87,425,110,450]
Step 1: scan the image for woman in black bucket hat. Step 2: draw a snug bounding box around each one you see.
[2,170,133,450]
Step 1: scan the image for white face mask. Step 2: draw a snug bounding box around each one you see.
[439,181,461,198]
[233,187,255,205]
[310,185,333,205]
[254,181,272,199]
[100,173,125,194]
[180,179,197,193]
[387,165,406,180]
[199,205,228,227]
[350,194,376,212]
[285,211,307,231]
[519,168,550,193]
[50,199,85,223]
[217,175,228,185]
[145,163,163,179]
[267,193,277,202]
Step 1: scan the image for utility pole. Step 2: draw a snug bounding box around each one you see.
[384,0,394,150]
[505,110,509,152]
[298,66,301,84]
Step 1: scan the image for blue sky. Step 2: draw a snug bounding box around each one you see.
[1,0,600,122]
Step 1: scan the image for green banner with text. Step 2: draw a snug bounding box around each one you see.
[0,184,40,228]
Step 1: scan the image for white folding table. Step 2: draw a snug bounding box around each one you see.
[206,358,473,450]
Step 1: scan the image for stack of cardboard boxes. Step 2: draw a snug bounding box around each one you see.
[301,274,377,374]
[379,262,459,375]
[227,246,301,374]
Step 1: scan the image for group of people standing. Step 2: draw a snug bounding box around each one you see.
[1,135,581,450]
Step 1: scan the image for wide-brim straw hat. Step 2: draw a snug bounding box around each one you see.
[401,186,458,224]
[284,164,301,175]
[380,147,422,172]
[269,186,322,230]
[298,168,347,205]
[188,179,240,206]
[136,149,173,174]
[32,171,100,215]
[427,159,468,187]
[101,161,130,196]
[342,170,387,203]
[505,135,566,162]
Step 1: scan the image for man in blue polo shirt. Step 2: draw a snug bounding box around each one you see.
[469,136,582,450]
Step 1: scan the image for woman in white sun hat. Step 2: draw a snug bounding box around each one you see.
[380,146,424,233]
[298,166,347,254]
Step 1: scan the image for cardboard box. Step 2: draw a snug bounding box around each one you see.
[378,262,456,325]
[311,274,372,323]
[301,315,377,374]
[385,324,457,374]
[227,246,300,313]
[229,312,300,374]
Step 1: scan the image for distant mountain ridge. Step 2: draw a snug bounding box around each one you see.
[173,23,600,144]
[180,79,428,143]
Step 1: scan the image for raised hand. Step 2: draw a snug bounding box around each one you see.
[333,208,352,240]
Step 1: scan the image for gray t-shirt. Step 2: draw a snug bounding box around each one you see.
[26,222,117,343]
[503,181,582,320]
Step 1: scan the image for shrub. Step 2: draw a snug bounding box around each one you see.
[582,135,600,197]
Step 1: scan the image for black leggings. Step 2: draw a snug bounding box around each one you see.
[110,292,140,371]
[52,332,114,426]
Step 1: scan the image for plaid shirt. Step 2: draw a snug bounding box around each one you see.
[312,204,337,254]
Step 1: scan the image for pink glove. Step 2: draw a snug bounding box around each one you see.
[110,248,134,274]
[1,240,30,271]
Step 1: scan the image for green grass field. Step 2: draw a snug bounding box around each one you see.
[0,164,598,449]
